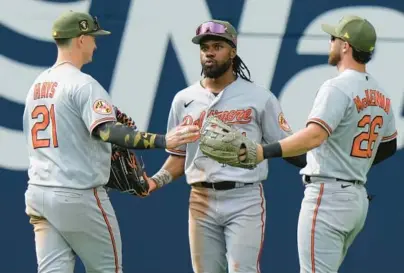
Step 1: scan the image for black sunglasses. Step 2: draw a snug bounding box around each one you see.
[331,35,349,43]
[93,16,100,31]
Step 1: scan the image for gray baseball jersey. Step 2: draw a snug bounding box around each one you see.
[297,69,397,273]
[166,77,293,184]
[300,69,397,183]
[23,63,117,189]
[166,77,292,273]
[23,63,122,273]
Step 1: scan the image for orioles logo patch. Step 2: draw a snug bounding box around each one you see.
[278,112,292,132]
[93,99,112,115]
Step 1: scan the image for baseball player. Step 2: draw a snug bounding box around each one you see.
[145,20,306,273]
[23,11,199,273]
[246,16,397,272]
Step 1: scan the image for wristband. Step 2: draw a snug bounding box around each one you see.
[262,142,282,159]
[154,134,166,149]
[151,169,173,188]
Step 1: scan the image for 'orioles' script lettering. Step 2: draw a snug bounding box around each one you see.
[33,82,58,100]
[353,89,390,114]
[182,108,253,127]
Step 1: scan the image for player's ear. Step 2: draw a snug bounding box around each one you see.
[77,35,85,48]
[230,48,237,59]
[342,41,349,53]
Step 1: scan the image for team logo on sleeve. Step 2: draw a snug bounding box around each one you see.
[93,99,113,115]
[278,112,292,132]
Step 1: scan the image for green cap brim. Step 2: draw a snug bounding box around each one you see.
[88,29,111,36]
[321,24,338,37]
[192,33,232,44]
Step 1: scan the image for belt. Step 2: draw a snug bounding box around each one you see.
[304,175,363,185]
[192,181,254,190]
[304,175,372,201]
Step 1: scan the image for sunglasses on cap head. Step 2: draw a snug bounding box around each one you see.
[92,16,101,31]
[196,21,237,47]
[196,21,228,36]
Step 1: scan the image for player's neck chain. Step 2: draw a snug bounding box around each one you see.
[52,61,74,69]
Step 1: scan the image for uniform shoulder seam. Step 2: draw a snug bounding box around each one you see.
[172,81,201,101]
[76,78,99,92]
[321,81,350,99]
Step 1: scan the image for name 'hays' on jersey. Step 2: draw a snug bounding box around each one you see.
[300,69,397,183]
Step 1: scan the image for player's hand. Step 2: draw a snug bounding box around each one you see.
[141,172,158,195]
[238,144,264,163]
[239,147,247,161]
[256,144,264,163]
[146,178,158,193]
[165,124,200,149]
[148,180,158,193]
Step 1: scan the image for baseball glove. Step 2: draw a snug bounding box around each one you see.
[113,106,137,128]
[199,116,258,169]
[106,144,149,197]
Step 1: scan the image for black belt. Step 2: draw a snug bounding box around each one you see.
[304,175,373,201]
[304,175,363,185]
[192,181,254,190]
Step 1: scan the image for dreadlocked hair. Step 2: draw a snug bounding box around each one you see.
[233,55,252,82]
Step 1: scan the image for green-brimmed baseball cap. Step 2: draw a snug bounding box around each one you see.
[321,15,376,52]
[192,20,238,47]
[52,11,111,39]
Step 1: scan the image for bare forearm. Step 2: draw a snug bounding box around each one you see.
[279,129,321,157]
[93,121,166,149]
[260,125,326,160]
[151,154,185,189]
[161,154,185,180]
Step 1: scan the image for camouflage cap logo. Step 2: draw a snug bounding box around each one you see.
[79,20,89,31]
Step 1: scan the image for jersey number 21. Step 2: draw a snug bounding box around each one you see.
[31,104,59,149]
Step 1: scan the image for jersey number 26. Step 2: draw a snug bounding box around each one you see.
[351,115,383,158]
[31,104,59,149]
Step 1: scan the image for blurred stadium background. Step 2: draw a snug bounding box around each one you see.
[1,0,404,272]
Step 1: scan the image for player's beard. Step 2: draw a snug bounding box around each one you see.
[328,50,341,66]
[202,58,232,79]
